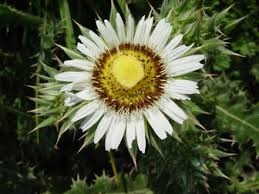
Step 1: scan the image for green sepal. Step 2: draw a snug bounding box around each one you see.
[56,44,85,60]
[74,20,91,38]
[30,116,56,133]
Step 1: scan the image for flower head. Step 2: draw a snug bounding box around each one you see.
[54,13,205,153]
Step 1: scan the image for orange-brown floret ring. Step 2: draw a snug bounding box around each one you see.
[91,43,167,113]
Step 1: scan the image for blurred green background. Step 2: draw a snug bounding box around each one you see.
[0,0,258,194]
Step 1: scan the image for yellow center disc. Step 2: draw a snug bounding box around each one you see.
[112,55,144,89]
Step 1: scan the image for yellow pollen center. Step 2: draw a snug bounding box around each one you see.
[112,55,144,89]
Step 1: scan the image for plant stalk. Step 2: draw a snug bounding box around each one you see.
[108,151,120,186]
[58,0,75,49]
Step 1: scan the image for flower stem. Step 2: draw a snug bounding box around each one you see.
[58,0,75,49]
[108,151,120,186]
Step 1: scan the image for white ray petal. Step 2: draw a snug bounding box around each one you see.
[105,116,117,151]
[77,43,96,60]
[144,108,167,139]
[105,129,112,151]
[75,88,96,100]
[151,23,172,52]
[60,82,87,92]
[143,17,153,44]
[149,19,171,50]
[54,71,90,82]
[149,19,166,44]
[96,20,113,47]
[166,80,199,94]
[94,113,113,144]
[78,35,102,57]
[165,44,193,64]
[64,92,83,106]
[162,34,183,56]
[126,14,135,42]
[135,114,146,153]
[111,116,126,149]
[159,97,187,124]
[89,30,108,51]
[126,116,136,149]
[170,93,191,100]
[63,59,94,71]
[134,16,146,44]
[104,20,120,46]
[148,107,173,135]
[169,62,204,76]
[71,101,99,122]
[168,55,205,66]
[116,13,126,42]
[81,109,105,132]
[165,44,193,63]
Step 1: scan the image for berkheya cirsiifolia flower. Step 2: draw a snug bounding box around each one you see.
[53,11,205,154]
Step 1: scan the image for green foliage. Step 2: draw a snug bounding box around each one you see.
[251,64,259,82]
[58,0,75,49]
[140,117,230,193]
[0,4,42,25]
[44,173,153,194]
[202,76,259,154]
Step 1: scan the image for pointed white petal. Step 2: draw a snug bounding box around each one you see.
[165,44,193,63]
[75,88,96,100]
[94,113,113,144]
[144,108,167,139]
[71,101,99,122]
[135,114,146,153]
[169,93,191,100]
[60,82,87,92]
[126,14,135,42]
[169,62,204,76]
[96,20,113,47]
[166,80,199,94]
[89,30,108,51]
[77,43,96,60]
[81,109,104,132]
[64,92,83,106]
[168,55,205,66]
[105,128,113,151]
[63,59,94,71]
[104,20,120,46]
[162,34,183,56]
[149,19,171,50]
[116,13,126,42]
[105,115,117,151]
[143,17,153,44]
[148,107,173,135]
[151,23,172,51]
[54,71,90,82]
[78,35,102,57]
[149,19,166,44]
[111,116,126,149]
[159,98,187,124]
[134,16,146,44]
[126,116,136,149]
[167,55,205,76]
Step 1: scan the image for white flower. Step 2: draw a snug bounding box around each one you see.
[54,13,205,153]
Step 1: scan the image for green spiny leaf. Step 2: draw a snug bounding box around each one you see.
[0,4,42,25]
[110,0,117,28]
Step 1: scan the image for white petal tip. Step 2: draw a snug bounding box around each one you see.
[140,149,145,154]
